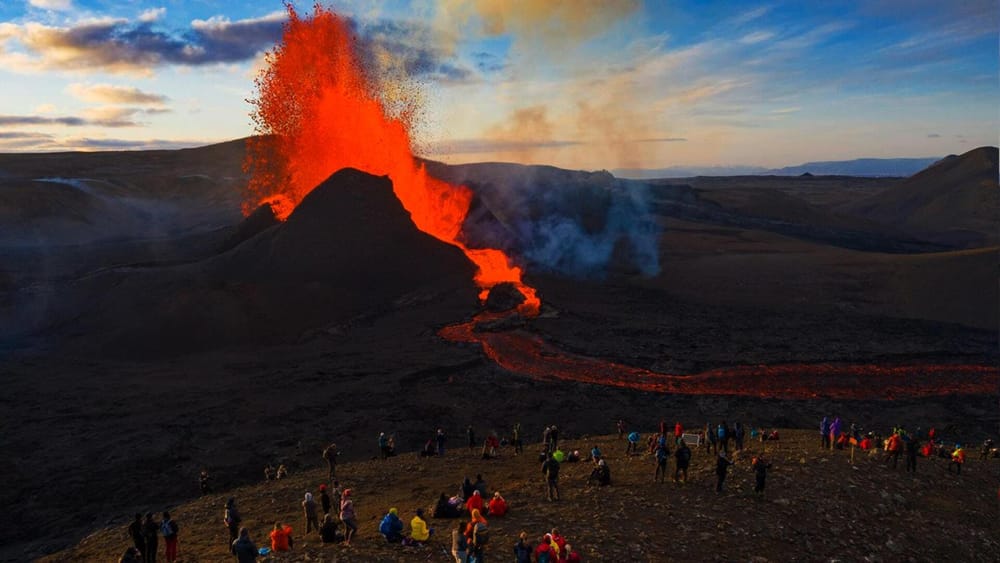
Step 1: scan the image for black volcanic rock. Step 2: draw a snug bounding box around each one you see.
[218,202,279,252]
[484,281,527,312]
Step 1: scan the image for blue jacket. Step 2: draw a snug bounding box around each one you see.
[820,417,830,434]
[379,513,403,537]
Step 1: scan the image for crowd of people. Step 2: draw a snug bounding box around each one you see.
[117,419,993,562]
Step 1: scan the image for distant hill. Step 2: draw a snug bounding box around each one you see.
[841,146,999,247]
[613,165,768,179]
[764,157,944,177]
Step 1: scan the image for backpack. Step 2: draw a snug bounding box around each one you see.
[472,522,489,546]
[160,520,177,537]
[537,550,551,563]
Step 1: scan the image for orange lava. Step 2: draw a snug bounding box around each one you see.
[440,318,998,399]
[244,4,539,315]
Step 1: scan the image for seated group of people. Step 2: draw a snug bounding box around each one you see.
[433,473,509,519]
[378,507,432,545]
[513,527,582,563]
[262,464,288,481]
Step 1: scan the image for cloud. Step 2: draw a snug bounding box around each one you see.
[354,18,475,84]
[138,8,166,23]
[769,106,801,114]
[28,0,73,11]
[68,83,169,105]
[436,0,640,49]
[633,137,687,143]
[34,103,57,113]
[431,138,581,154]
[0,111,142,127]
[739,31,774,44]
[927,133,941,138]
[0,11,286,74]
[0,132,212,152]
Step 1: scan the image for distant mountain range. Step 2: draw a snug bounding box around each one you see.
[613,156,945,179]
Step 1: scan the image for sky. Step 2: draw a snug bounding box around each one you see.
[0,0,996,169]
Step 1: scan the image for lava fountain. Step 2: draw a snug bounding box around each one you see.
[244,4,539,315]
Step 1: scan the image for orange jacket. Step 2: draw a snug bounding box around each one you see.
[952,448,965,463]
[270,525,292,551]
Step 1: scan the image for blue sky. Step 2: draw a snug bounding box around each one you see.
[0,0,996,168]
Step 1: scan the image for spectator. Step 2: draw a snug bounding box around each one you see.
[224,498,241,546]
[320,513,339,544]
[513,531,533,563]
[466,490,484,515]
[437,429,447,456]
[654,441,670,483]
[674,440,692,483]
[715,452,734,493]
[160,511,179,563]
[322,443,338,480]
[128,513,144,556]
[319,484,331,516]
[752,455,772,494]
[230,528,257,563]
[142,512,159,563]
[949,445,966,474]
[452,520,469,563]
[410,508,431,544]
[379,508,403,543]
[542,452,561,501]
[488,491,508,516]
[270,522,292,552]
[340,489,357,545]
[303,492,319,534]
[467,425,476,452]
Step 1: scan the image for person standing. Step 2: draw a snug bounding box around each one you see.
[715,452,734,493]
[674,422,684,445]
[820,417,831,449]
[513,422,523,454]
[674,440,692,483]
[949,445,966,474]
[734,422,745,451]
[141,512,159,563]
[319,484,331,516]
[542,452,561,501]
[160,511,179,563]
[378,432,390,460]
[322,443,338,480]
[550,425,560,451]
[452,520,469,563]
[303,492,319,534]
[617,419,626,439]
[467,425,476,452]
[513,531,533,563]
[654,441,670,483]
[230,528,257,563]
[905,436,921,473]
[340,488,357,545]
[128,513,144,557]
[752,456,772,494]
[437,429,447,457]
[224,498,241,546]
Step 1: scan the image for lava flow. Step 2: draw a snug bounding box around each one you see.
[440,320,998,400]
[244,4,539,315]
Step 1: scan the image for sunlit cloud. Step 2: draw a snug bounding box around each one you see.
[68,83,169,105]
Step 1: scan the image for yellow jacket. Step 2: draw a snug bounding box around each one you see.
[411,515,430,541]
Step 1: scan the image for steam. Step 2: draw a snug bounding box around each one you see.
[460,166,661,278]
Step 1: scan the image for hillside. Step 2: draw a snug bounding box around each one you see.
[41,430,999,562]
[843,146,998,247]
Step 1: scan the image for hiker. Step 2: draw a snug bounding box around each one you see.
[674,440,692,483]
[340,488,357,545]
[706,423,718,454]
[829,417,842,450]
[550,425,560,450]
[717,421,729,453]
[379,432,390,459]
[434,492,460,518]
[588,458,611,486]
[483,433,500,458]
[466,510,489,562]
[230,528,257,563]
[474,474,488,497]
[275,464,288,479]
[626,431,640,455]
[270,521,293,552]
[734,422,745,450]
[319,484,331,515]
[543,426,552,452]
[329,480,343,513]
[885,432,902,469]
[949,445,966,474]
[660,419,667,435]
[303,492,319,534]
[141,512,159,563]
[715,451,734,493]
[542,452,561,501]
[320,513,339,543]
[513,423,523,454]
[322,443,338,479]
[488,491,508,516]
[199,469,212,494]
[410,508,432,544]
[513,531,533,563]
[981,439,995,460]
[905,435,921,473]
[128,513,144,556]
[590,444,602,462]
[452,520,469,563]
[564,543,582,562]
[118,547,141,563]
[379,508,404,543]
[421,438,437,457]
[467,425,476,452]
[387,435,397,456]
[264,464,275,481]
[160,511,179,563]
[466,490,485,515]
[655,441,670,482]
[224,498,241,545]
[536,534,555,562]
[674,421,684,445]
[820,417,831,449]
[752,455,772,494]
[437,428,447,456]
[617,418,626,439]
[550,528,567,552]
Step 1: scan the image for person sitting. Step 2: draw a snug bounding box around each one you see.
[320,513,339,543]
[409,509,432,544]
[263,464,275,481]
[465,490,484,515]
[487,491,508,517]
[433,493,460,518]
[379,508,404,543]
[270,521,293,552]
[567,450,581,462]
[588,458,612,486]
[590,445,602,462]
[420,439,436,457]
[564,543,582,562]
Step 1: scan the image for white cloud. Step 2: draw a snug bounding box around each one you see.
[138,7,167,23]
[739,31,775,44]
[68,83,169,105]
[35,103,57,113]
[28,0,73,11]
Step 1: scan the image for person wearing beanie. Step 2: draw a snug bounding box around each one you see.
[379,507,403,542]
[488,491,508,517]
[410,508,431,543]
[340,489,357,545]
[319,484,331,515]
[303,492,319,534]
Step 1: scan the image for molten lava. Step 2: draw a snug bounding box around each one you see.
[244,4,539,315]
[440,319,997,400]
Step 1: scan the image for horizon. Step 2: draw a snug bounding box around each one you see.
[0,0,996,169]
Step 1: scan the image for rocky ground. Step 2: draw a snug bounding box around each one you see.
[41,430,1000,562]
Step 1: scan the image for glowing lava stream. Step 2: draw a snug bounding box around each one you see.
[244,4,539,315]
[439,319,998,400]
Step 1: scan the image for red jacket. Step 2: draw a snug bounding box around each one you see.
[487,497,507,517]
[674,423,683,437]
[270,525,292,551]
[466,493,484,514]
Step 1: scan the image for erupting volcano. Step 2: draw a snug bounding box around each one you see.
[244,4,539,314]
